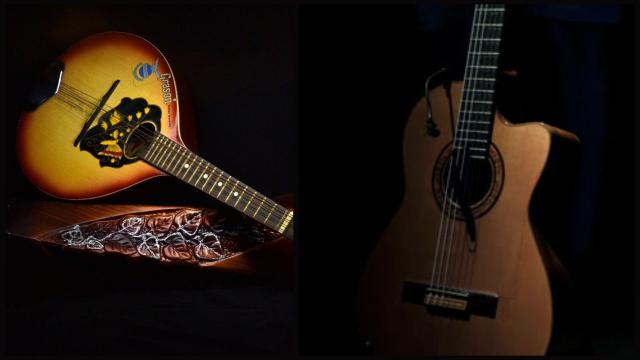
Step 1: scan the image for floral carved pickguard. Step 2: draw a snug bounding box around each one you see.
[48,208,282,266]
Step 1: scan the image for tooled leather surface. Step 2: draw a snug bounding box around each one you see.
[44,208,282,265]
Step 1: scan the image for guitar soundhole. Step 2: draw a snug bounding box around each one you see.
[432,143,504,220]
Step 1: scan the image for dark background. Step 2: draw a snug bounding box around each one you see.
[299,4,636,356]
[3,4,296,356]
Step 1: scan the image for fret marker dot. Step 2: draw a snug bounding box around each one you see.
[233,191,239,197]
[203,174,208,179]
[184,164,189,169]
[218,182,223,187]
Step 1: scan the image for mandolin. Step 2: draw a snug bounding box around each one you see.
[16,32,294,241]
[357,4,578,355]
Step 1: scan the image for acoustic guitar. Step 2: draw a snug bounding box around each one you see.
[16,32,294,241]
[357,4,578,355]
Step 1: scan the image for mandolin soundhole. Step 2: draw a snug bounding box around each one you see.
[432,142,504,220]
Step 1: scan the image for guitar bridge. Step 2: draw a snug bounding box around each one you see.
[402,281,499,320]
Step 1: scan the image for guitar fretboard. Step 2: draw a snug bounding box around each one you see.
[140,133,294,235]
[455,4,505,160]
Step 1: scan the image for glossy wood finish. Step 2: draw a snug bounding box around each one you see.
[357,82,578,356]
[17,32,183,200]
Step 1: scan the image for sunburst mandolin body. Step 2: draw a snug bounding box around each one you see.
[356,81,579,356]
[17,32,188,200]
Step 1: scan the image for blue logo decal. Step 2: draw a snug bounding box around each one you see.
[133,59,159,81]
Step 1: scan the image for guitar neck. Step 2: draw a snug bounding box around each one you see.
[456,4,506,159]
[140,132,294,238]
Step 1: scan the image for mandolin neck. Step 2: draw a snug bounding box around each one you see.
[140,133,294,239]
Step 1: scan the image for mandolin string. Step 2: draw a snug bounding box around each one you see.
[430,3,481,301]
[50,87,290,225]
[141,135,289,223]
[51,92,288,222]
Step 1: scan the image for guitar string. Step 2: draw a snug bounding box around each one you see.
[429,3,481,302]
[439,3,488,295]
[442,3,495,292]
[450,5,504,293]
[49,88,291,227]
[446,4,486,291]
[459,5,503,293]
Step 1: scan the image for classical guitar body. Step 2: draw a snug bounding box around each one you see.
[357,81,578,355]
[17,32,188,200]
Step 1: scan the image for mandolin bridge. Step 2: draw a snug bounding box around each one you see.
[402,281,499,320]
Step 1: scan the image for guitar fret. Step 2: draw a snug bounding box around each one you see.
[469,51,499,55]
[476,23,503,27]
[457,129,489,134]
[464,110,492,115]
[467,77,495,81]
[468,65,497,69]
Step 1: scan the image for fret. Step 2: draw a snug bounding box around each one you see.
[468,65,497,69]
[233,183,245,206]
[145,137,163,162]
[216,174,228,197]
[470,155,486,160]
[467,100,492,104]
[478,8,504,12]
[472,38,501,41]
[200,165,212,190]
[165,142,181,173]
[166,143,184,174]
[177,151,192,178]
[457,129,489,134]
[463,110,492,115]
[136,133,292,236]
[469,51,499,55]
[461,120,491,125]
[242,190,257,212]
[264,203,276,223]
[467,77,495,81]
[158,137,174,168]
[253,197,266,217]
[154,136,171,165]
[476,23,503,27]
[469,147,485,151]
[187,157,203,184]
[224,179,239,202]
[458,139,488,143]
[276,210,294,234]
